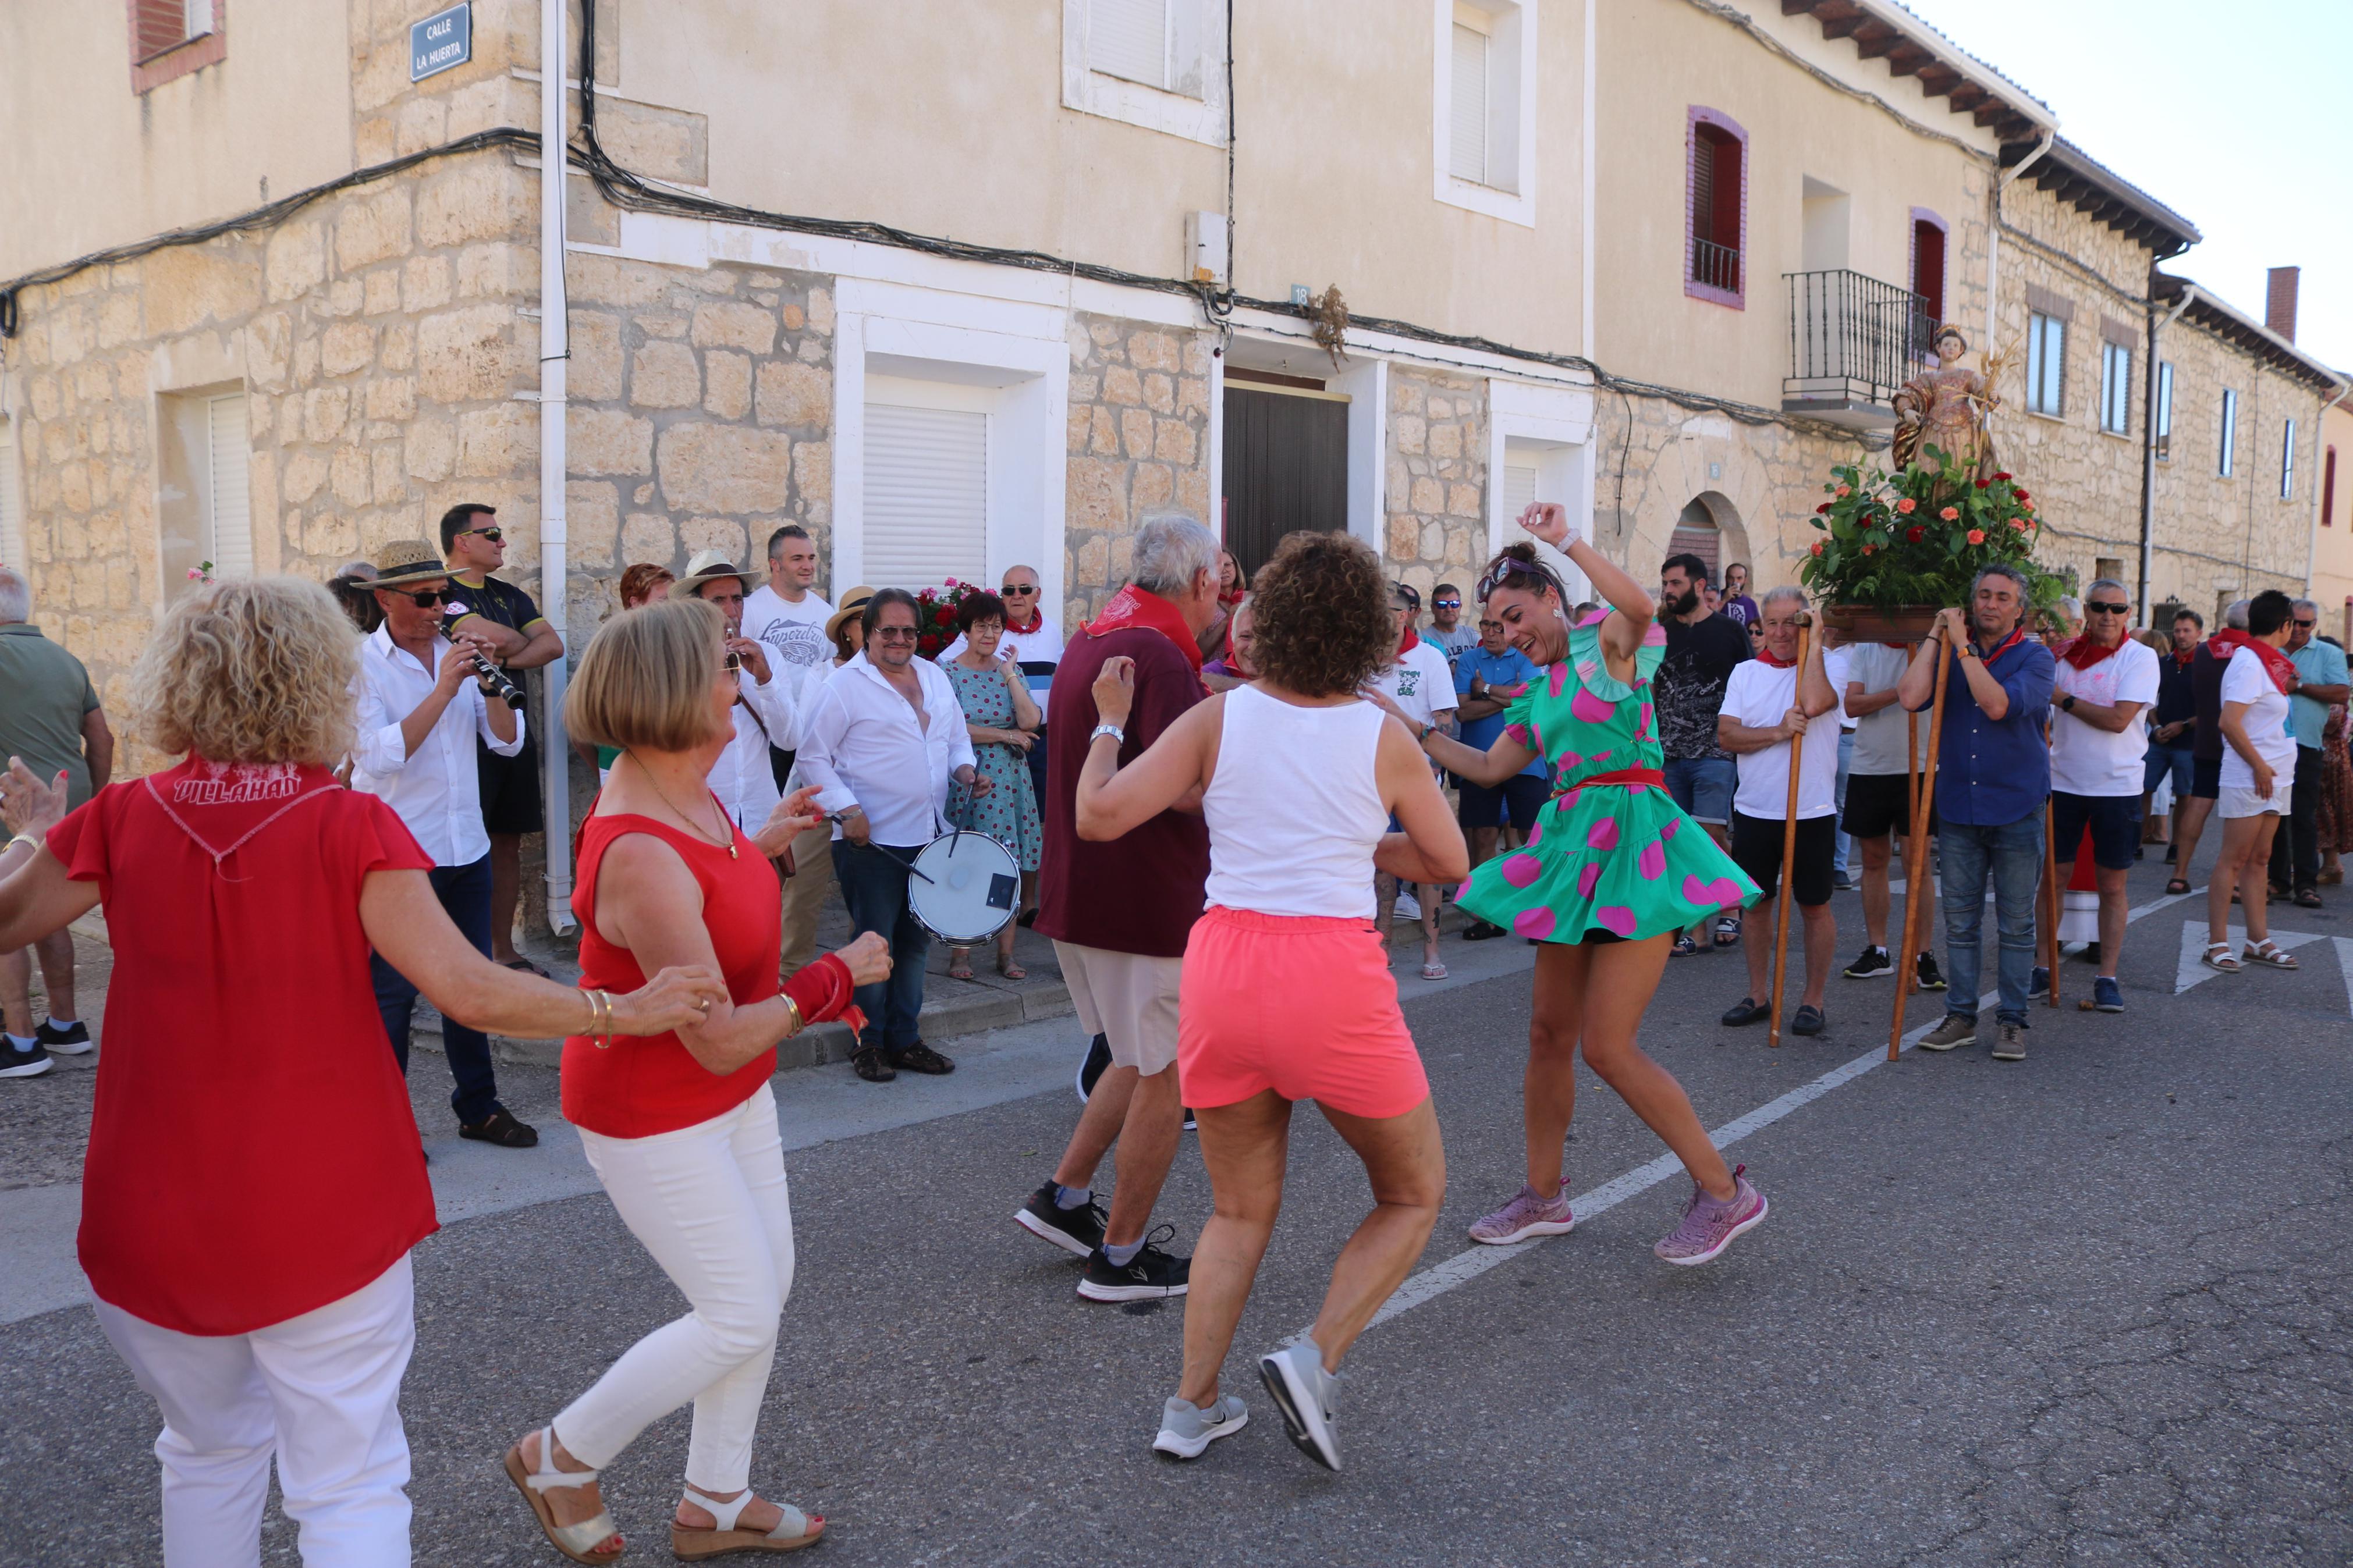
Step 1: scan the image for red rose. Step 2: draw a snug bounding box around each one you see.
[2013,489,2030,501]
[1816,502,1831,514]
[1907,525,1926,542]
[1994,471,2012,481]
[1975,478,1992,489]
[1861,542,1877,555]
[1896,497,1917,514]
[1811,541,1825,556]
[1967,528,1986,545]
[935,606,956,626]
[2009,518,2029,532]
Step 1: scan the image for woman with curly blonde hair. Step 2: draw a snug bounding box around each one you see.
[0,576,722,1567]
[1074,529,1466,1472]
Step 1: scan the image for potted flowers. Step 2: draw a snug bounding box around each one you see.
[1798,449,2057,642]
[911,578,984,660]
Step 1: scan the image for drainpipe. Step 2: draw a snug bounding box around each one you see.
[2138,282,2196,623]
[538,0,574,933]
[1984,129,2055,360]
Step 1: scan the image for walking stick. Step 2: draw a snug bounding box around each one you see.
[2042,795,2062,1008]
[1769,616,1812,1050]
[1889,634,1951,1062]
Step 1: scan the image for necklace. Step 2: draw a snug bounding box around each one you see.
[637,762,737,859]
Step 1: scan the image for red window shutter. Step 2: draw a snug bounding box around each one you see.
[1691,131,1716,248]
[133,0,187,60]
[1710,134,1741,259]
[2325,446,2338,527]
[1912,220,1946,323]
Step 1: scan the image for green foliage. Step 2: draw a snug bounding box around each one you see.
[1796,449,2060,611]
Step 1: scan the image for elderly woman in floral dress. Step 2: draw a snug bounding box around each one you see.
[941,591,1044,979]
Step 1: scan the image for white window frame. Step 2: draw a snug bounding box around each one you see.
[0,414,26,574]
[2098,340,2131,436]
[1432,0,1538,228]
[2025,311,2064,418]
[2282,418,2297,501]
[2153,360,2173,461]
[1486,378,1595,596]
[2219,387,2238,478]
[1062,0,1229,148]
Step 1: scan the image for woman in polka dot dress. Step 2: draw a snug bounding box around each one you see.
[1369,504,1771,1267]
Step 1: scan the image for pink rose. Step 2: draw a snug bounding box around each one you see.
[1939,506,1960,521]
[1896,498,1917,514]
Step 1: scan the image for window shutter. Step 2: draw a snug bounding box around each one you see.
[1089,0,1169,88]
[1502,463,1538,520]
[1449,25,1488,184]
[1911,221,1945,323]
[134,0,187,58]
[205,393,254,579]
[863,402,988,592]
[1690,130,1716,249]
[0,419,24,572]
[1710,136,1742,264]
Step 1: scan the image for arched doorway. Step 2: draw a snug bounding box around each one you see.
[1665,490,1752,588]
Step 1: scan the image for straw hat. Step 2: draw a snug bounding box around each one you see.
[672,548,755,598]
[825,585,877,646]
[367,539,454,588]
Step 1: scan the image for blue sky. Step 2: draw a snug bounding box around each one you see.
[1901,0,2350,376]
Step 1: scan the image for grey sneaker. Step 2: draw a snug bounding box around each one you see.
[1653,1164,1768,1266]
[1257,1342,1343,1471]
[1152,1393,1248,1459]
[1468,1179,1575,1246]
[1917,1014,1976,1052]
[1990,1019,2028,1061]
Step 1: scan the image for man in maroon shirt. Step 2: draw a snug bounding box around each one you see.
[1016,516,1222,1302]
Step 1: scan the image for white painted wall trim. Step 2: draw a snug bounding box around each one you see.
[1060,0,1230,148]
[1488,376,1594,586]
[1431,0,1538,229]
[1328,357,1391,554]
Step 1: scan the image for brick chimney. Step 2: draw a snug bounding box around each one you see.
[2266,266,2300,342]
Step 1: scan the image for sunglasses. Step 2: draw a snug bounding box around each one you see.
[1000,583,1038,596]
[1433,599,1461,610]
[2294,618,2317,629]
[873,626,921,642]
[722,652,741,675]
[456,525,503,543]
[395,589,450,608]
[2086,602,2130,614]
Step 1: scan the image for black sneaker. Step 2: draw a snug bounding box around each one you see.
[1016,1180,1108,1258]
[34,1019,93,1056]
[1914,952,1948,991]
[0,1038,54,1079]
[1076,1033,1112,1103]
[1077,1225,1190,1302]
[1843,945,1893,979]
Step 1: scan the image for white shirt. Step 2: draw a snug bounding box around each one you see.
[349,627,525,866]
[1835,641,1928,776]
[1820,645,1860,731]
[741,584,835,710]
[2049,638,2160,798]
[1723,659,1844,820]
[1371,640,1459,728]
[797,651,980,845]
[2219,646,2297,792]
[708,666,797,833]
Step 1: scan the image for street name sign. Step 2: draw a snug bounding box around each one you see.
[411,3,471,82]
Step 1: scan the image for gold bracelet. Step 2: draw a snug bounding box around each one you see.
[780,994,804,1038]
[5,833,39,855]
[595,989,615,1046]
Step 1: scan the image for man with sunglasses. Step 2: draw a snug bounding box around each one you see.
[2045,579,2160,1014]
[675,550,798,847]
[1425,583,1478,669]
[2266,598,2348,908]
[438,504,566,976]
[942,565,1063,877]
[351,539,537,1149]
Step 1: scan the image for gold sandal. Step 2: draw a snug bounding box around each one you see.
[504,1427,623,1564]
[672,1485,826,1559]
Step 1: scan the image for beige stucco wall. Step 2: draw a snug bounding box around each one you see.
[2312,398,2353,631]
[0,0,357,280]
[1595,0,1996,411]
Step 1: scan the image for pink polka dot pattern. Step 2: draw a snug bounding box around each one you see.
[1571,685,1616,725]
[1661,816,1682,841]
[1501,854,1542,888]
[1577,862,1602,898]
[1525,822,1545,848]
[1548,664,1570,698]
[1587,817,1620,851]
[1638,840,1666,880]
[1596,905,1638,937]
[1514,906,1557,940]
[1682,873,1748,908]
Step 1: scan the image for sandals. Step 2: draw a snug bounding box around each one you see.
[504,1427,623,1565]
[1713,916,1742,949]
[673,1485,825,1560]
[1421,959,1449,980]
[1671,934,1701,958]
[2293,888,2324,909]
[995,952,1028,981]
[2200,943,2241,973]
[946,948,976,982]
[2243,940,2301,970]
[2165,879,2191,897]
[851,1044,897,1082]
[889,1040,956,1075]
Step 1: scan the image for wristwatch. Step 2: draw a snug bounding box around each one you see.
[2061,695,2077,713]
[1090,723,1126,746]
[1415,721,1436,744]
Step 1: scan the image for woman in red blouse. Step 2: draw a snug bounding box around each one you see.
[0,578,723,1567]
[502,597,888,1564]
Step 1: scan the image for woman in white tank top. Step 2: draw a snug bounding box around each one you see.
[1071,532,1466,1474]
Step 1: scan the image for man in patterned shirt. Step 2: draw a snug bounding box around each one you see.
[1654,553,1752,954]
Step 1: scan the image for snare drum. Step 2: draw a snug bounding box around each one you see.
[904,830,1022,944]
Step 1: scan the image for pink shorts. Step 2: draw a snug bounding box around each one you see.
[1178,906,1430,1120]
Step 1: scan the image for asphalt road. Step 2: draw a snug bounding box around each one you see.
[4,850,2350,1566]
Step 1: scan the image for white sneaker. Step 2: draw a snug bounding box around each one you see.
[1152,1393,1248,1459]
[1394,893,1422,921]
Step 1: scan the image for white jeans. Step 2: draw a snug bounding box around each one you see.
[93,1256,415,1568]
[556,1083,795,1494]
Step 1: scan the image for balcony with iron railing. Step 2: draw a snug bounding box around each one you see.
[1690,236,1741,298]
[1783,269,1933,428]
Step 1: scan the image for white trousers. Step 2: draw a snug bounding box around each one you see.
[93,1255,416,1568]
[556,1083,794,1493]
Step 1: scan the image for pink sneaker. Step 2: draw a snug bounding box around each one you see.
[1653,1165,1768,1265]
[1468,1180,1575,1245]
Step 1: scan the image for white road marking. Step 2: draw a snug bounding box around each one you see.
[1311,886,2199,1346]
[2173,920,2325,994]
[2337,939,2353,1019]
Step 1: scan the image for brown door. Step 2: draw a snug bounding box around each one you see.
[1221,386,1348,579]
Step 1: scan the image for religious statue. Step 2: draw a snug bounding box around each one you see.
[1891,324,2001,481]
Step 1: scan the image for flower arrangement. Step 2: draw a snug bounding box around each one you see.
[911,578,984,660]
[1797,448,2057,614]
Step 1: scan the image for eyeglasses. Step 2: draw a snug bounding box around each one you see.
[1433,599,1461,610]
[456,525,503,543]
[2086,602,2130,615]
[1000,583,1037,596]
[873,626,921,642]
[395,589,450,608]
[2294,618,2317,629]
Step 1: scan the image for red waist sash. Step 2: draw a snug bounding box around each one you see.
[1554,766,1667,797]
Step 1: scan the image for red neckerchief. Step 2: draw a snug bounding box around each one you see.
[1398,624,1421,657]
[2171,646,2196,668]
[1883,641,1910,650]
[2060,635,2125,672]
[1218,587,1247,609]
[1755,646,1796,669]
[2208,628,2295,694]
[1967,624,2031,665]
[1004,610,1043,635]
[1081,584,1203,671]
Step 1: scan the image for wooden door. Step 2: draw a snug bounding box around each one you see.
[1220,386,1348,578]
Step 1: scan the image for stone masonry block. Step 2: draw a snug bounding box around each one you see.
[704,351,750,419]
[417,161,530,248]
[567,311,622,401]
[321,322,376,378]
[755,361,830,428]
[793,440,831,506]
[457,404,537,478]
[330,447,372,507]
[335,189,413,272]
[656,424,791,513]
[1121,408,1155,460]
[566,481,620,567]
[569,410,654,476]
[1068,457,1128,532]
[1154,420,1195,465]
[1128,332,1180,372]
[690,303,776,355]
[143,247,262,336]
[266,222,327,302]
[630,341,701,408]
[418,305,513,404]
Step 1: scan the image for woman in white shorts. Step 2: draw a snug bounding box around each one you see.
[2202,589,2302,973]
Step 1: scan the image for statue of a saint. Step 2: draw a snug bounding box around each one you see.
[1891,325,1999,480]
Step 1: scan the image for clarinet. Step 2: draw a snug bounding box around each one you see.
[444,627,526,709]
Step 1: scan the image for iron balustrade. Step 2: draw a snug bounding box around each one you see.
[1690,236,1741,296]
[1784,269,1932,415]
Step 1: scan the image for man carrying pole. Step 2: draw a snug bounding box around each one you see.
[1898,566,2056,1064]
[1829,630,1945,992]
[1715,588,1843,1040]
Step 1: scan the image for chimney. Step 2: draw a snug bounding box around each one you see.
[2266,266,2300,342]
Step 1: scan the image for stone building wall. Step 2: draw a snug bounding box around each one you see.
[1383,368,1488,600]
[1060,313,1216,631]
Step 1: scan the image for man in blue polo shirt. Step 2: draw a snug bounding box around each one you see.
[1453,611,1548,939]
[1896,564,2055,1063]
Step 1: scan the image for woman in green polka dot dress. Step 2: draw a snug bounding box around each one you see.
[1369,505,1771,1268]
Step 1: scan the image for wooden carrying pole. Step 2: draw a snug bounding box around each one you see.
[1768,617,1812,1050]
[1889,639,1951,1061]
[2041,797,2062,1008]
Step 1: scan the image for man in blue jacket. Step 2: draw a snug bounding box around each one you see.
[1897,564,2056,1063]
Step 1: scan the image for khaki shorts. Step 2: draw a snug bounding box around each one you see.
[1052,941,1183,1078]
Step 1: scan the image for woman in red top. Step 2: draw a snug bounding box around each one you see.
[502,598,888,1564]
[0,578,721,1568]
